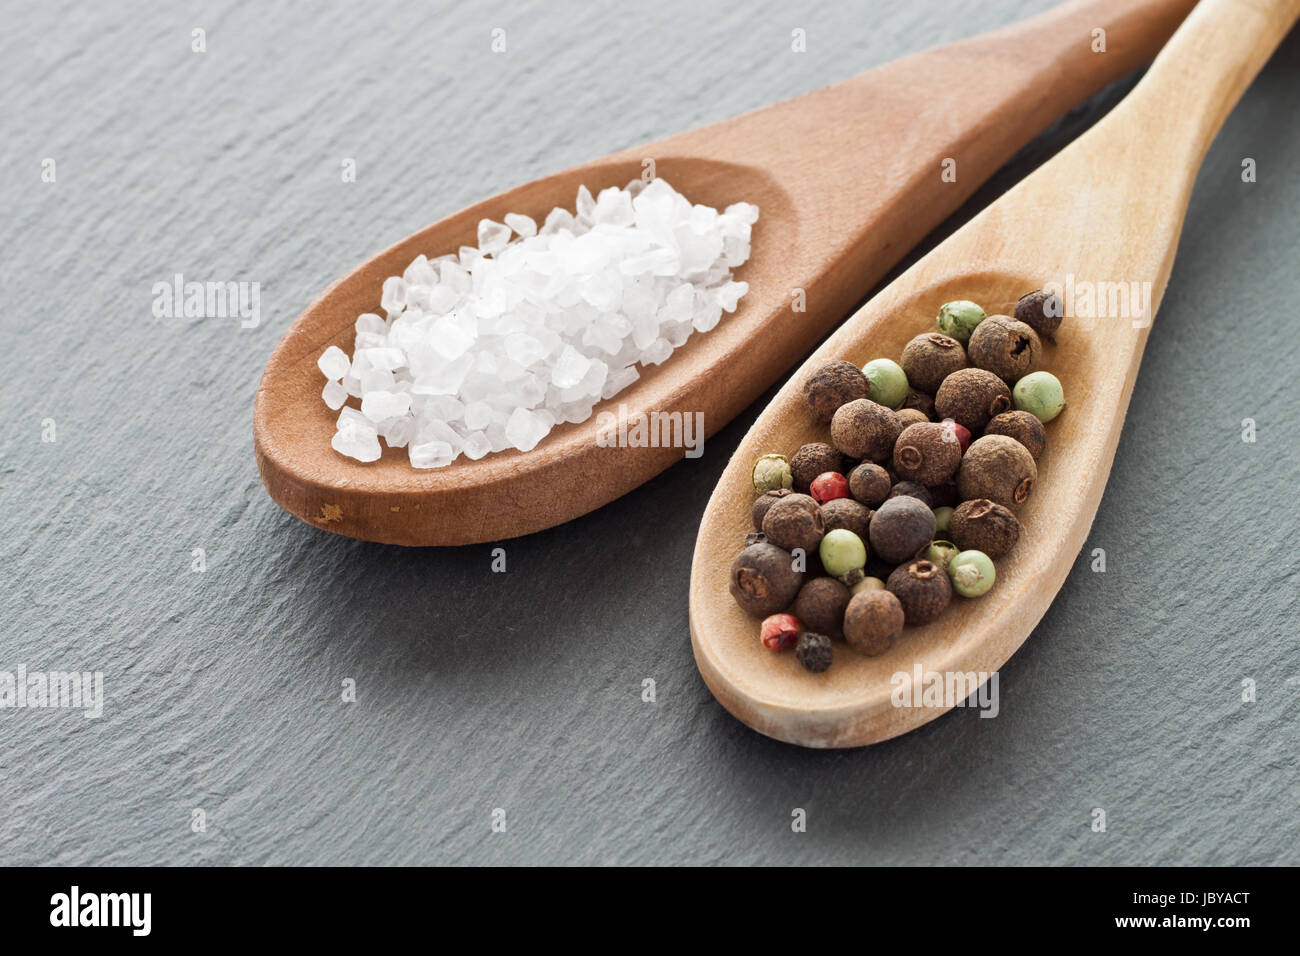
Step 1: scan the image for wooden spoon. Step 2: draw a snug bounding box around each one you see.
[690,0,1299,748]
[255,0,1195,546]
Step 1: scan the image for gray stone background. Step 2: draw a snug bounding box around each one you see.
[1,0,1296,866]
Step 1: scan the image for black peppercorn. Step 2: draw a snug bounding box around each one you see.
[984,410,1047,460]
[887,559,952,625]
[893,421,963,487]
[830,399,903,463]
[887,481,934,507]
[934,368,1013,432]
[901,332,968,393]
[967,314,1041,384]
[752,487,793,530]
[949,498,1021,558]
[957,435,1037,510]
[762,493,825,554]
[790,442,846,493]
[793,576,851,639]
[796,632,834,672]
[804,360,869,423]
[730,543,804,617]
[868,495,936,564]
[843,589,904,656]
[1014,289,1062,343]
[848,461,892,506]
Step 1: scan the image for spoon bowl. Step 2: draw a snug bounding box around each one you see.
[689,0,1299,747]
[254,0,1195,545]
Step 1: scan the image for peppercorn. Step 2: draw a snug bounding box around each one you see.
[957,435,1037,510]
[762,493,825,554]
[793,576,851,638]
[796,631,834,672]
[933,505,954,536]
[752,453,792,494]
[886,559,953,625]
[1013,371,1066,423]
[810,471,850,505]
[948,498,1020,558]
[842,589,904,656]
[851,576,886,595]
[924,540,959,571]
[948,549,996,597]
[820,497,872,539]
[752,487,793,530]
[984,410,1047,459]
[804,359,869,423]
[896,407,930,429]
[868,495,936,564]
[901,387,936,419]
[848,461,892,506]
[940,418,971,453]
[830,399,903,463]
[893,421,962,487]
[819,528,867,578]
[838,567,866,588]
[934,368,1012,433]
[730,542,804,617]
[937,300,986,344]
[862,358,909,410]
[887,481,934,507]
[967,314,1041,384]
[1014,289,1062,343]
[790,442,845,493]
[901,332,968,394]
[760,613,802,651]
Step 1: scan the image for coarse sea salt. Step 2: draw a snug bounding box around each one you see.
[317,178,757,467]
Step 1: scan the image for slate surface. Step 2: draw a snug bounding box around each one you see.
[1,0,1296,866]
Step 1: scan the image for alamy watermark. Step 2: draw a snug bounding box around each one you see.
[891,665,999,717]
[595,404,704,458]
[1041,274,1153,328]
[0,666,103,718]
[152,273,260,328]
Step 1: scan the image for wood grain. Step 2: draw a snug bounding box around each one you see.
[689,0,1300,748]
[254,0,1196,546]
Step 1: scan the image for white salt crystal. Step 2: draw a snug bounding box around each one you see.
[505,407,551,452]
[463,401,493,431]
[716,280,749,313]
[380,276,406,314]
[602,365,640,400]
[361,389,411,422]
[477,219,512,255]
[551,345,590,388]
[332,423,381,462]
[356,313,387,335]
[461,431,492,460]
[321,380,348,410]
[642,338,673,366]
[504,212,537,238]
[409,440,454,469]
[317,345,351,380]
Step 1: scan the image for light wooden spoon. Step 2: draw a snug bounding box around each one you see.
[690,0,1299,748]
[255,0,1195,546]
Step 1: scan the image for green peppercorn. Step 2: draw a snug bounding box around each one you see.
[752,453,793,494]
[924,540,959,571]
[936,300,986,344]
[819,528,867,577]
[1013,371,1067,422]
[851,576,886,596]
[948,549,996,597]
[862,358,909,410]
[933,505,954,536]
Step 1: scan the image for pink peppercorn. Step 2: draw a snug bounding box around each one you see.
[941,418,972,453]
[809,471,851,504]
[760,613,802,651]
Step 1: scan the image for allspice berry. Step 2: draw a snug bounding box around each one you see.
[820,498,872,539]
[901,387,936,420]
[949,498,1021,559]
[869,494,936,564]
[848,461,892,506]
[934,367,1012,432]
[752,488,793,530]
[804,360,869,423]
[893,421,963,486]
[793,577,851,639]
[1015,289,1062,343]
[887,560,953,625]
[887,481,934,507]
[967,314,1041,384]
[842,589,904,656]
[790,442,845,493]
[896,408,930,429]
[830,399,903,463]
[900,332,968,393]
[985,410,1047,460]
[730,543,804,617]
[762,493,826,554]
[957,435,1037,510]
